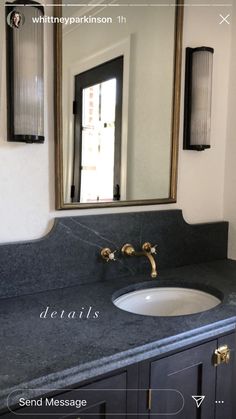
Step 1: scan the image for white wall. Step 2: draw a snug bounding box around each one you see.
[224,1,236,259]
[0,1,232,243]
[0,3,54,242]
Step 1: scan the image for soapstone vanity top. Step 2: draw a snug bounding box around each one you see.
[0,210,233,412]
[1,259,236,412]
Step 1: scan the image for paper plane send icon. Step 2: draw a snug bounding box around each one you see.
[192,395,206,408]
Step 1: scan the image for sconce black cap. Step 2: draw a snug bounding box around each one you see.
[12,135,45,144]
[191,46,214,54]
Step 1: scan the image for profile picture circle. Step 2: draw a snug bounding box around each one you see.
[7,10,25,29]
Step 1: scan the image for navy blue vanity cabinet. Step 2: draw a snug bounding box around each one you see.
[138,332,236,419]
[1,334,235,418]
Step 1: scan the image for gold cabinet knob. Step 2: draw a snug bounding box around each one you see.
[100,248,117,262]
[213,345,231,366]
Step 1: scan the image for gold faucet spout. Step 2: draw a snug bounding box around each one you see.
[143,251,157,278]
[121,243,158,279]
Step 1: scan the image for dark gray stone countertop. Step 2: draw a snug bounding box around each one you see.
[1,259,236,412]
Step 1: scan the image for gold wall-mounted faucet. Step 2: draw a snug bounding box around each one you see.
[121,242,158,278]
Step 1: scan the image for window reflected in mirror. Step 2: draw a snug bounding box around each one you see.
[71,57,123,203]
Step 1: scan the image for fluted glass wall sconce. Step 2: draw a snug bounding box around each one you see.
[6,0,44,143]
[183,47,214,151]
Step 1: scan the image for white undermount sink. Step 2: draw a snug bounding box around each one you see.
[113,287,221,316]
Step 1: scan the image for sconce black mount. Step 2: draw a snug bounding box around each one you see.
[183,46,214,151]
[6,0,44,143]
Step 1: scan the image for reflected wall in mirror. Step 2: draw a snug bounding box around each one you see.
[54,0,183,209]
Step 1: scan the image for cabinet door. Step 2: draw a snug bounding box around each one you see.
[149,340,217,419]
[215,333,236,419]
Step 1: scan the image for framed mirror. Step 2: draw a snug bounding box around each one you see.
[54,0,184,209]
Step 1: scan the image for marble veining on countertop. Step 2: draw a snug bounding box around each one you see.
[1,259,236,412]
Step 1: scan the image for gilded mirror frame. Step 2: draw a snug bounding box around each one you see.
[54,1,184,209]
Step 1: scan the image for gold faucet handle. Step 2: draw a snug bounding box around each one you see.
[142,242,158,254]
[150,245,158,255]
[101,248,117,262]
